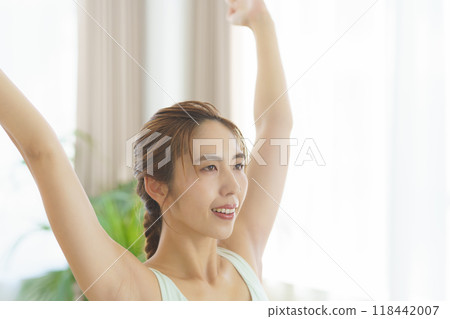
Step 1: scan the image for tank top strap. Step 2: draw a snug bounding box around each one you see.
[148,268,188,301]
[216,246,269,301]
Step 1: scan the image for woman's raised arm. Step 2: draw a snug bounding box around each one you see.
[220,0,293,271]
[0,70,159,300]
[0,70,60,157]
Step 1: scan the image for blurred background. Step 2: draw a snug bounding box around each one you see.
[0,0,449,301]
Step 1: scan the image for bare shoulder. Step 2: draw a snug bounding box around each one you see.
[218,220,263,281]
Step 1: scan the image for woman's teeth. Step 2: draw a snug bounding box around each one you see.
[211,208,235,214]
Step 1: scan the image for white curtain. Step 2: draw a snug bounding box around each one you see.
[231,0,449,300]
[75,0,146,196]
[143,0,231,120]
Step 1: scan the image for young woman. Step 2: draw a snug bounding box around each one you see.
[0,0,292,300]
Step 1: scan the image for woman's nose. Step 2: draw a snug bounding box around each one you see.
[221,165,241,195]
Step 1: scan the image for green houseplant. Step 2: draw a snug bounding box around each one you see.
[15,180,146,301]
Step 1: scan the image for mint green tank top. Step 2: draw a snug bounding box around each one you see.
[148,246,269,301]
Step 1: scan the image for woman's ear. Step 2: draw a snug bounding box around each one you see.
[144,175,168,207]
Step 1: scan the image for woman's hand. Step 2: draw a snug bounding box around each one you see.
[224,0,271,30]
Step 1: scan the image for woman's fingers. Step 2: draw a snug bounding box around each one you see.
[225,0,270,28]
[225,0,236,9]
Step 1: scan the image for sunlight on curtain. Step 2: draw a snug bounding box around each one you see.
[0,0,77,298]
[231,0,448,300]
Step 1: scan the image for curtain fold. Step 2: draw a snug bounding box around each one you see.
[75,0,145,197]
[143,0,231,120]
[191,0,231,119]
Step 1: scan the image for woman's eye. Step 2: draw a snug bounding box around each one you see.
[203,165,217,171]
[202,163,245,172]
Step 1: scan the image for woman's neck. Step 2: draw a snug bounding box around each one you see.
[148,225,224,284]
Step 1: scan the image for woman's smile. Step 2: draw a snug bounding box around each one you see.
[211,208,235,220]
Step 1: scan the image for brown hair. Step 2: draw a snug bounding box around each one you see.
[133,101,248,260]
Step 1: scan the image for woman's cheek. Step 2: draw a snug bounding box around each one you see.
[238,172,249,194]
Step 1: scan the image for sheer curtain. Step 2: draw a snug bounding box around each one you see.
[231,0,449,300]
[143,0,231,121]
[75,0,146,196]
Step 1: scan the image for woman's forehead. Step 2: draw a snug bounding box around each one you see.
[193,120,236,139]
[196,132,241,153]
[191,120,242,153]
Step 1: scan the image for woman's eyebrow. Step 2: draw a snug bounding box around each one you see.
[196,152,245,163]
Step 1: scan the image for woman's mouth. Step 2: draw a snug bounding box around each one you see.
[211,208,235,220]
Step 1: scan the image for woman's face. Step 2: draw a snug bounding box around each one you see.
[162,120,248,240]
